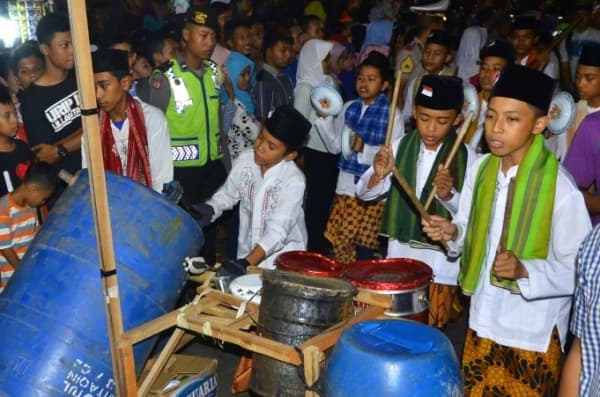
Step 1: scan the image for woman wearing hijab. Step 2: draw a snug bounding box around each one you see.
[293,38,338,254]
[222,52,260,165]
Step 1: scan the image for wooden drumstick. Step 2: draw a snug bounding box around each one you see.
[384,70,403,146]
[423,111,475,211]
[391,167,451,252]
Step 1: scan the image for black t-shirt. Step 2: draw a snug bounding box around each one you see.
[0,140,34,197]
[20,72,82,174]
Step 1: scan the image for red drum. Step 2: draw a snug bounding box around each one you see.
[274,251,343,278]
[342,258,433,322]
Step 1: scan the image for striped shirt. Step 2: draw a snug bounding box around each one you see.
[572,224,600,396]
[0,193,38,293]
[251,63,294,121]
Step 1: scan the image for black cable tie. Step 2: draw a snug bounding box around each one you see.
[80,107,99,116]
[100,269,117,278]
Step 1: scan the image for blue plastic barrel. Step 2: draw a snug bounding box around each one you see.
[324,319,463,397]
[0,170,203,397]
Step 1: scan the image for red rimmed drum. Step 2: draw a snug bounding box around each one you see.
[275,251,343,278]
[342,258,433,322]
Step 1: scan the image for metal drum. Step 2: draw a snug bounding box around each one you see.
[324,319,463,397]
[0,170,203,396]
[275,251,343,278]
[251,270,356,397]
[342,258,433,321]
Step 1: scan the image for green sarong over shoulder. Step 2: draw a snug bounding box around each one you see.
[380,129,468,245]
[459,134,558,295]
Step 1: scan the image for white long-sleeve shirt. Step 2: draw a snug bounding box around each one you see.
[356,134,478,285]
[82,98,173,192]
[207,150,308,269]
[314,99,404,196]
[450,155,591,352]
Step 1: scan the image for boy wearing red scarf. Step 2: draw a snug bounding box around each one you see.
[85,49,173,192]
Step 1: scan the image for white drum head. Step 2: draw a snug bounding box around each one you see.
[311,85,344,116]
[341,125,354,160]
[230,274,262,303]
[463,83,479,121]
[548,91,575,135]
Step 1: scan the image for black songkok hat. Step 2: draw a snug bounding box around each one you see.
[579,42,600,67]
[490,64,554,111]
[415,75,464,111]
[512,16,539,33]
[185,5,220,34]
[425,29,453,50]
[479,40,515,64]
[265,105,311,151]
[92,49,130,74]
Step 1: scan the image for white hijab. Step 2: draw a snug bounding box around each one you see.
[296,39,335,87]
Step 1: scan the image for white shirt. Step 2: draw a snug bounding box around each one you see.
[314,98,404,196]
[356,135,478,285]
[456,26,488,81]
[82,98,173,192]
[451,155,591,352]
[207,150,308,269]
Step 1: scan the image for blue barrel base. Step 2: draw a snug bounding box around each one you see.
[0,170,203,396]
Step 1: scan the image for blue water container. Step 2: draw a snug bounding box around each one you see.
[324,319,463,397]
[0,170,203,397]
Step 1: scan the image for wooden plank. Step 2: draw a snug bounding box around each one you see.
[182,318,302,365]
[66,1,137,395]
[298,305,385,352]
[137,328,186,397]
[354,291,392,308]
[119,311,179,347]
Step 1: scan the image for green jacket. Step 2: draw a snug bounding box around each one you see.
[163,58,222,167]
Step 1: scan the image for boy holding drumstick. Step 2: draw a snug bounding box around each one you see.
[422,64,591,396]
[357,74,477,328]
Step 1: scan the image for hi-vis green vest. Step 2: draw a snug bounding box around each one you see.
[164,58,222,167]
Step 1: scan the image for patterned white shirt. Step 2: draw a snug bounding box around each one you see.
[207,150,307,268]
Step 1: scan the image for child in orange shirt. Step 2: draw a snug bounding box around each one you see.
[0,162,56,292]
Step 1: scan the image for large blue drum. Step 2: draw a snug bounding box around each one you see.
[324,319,463,397]
[0,170,203,397]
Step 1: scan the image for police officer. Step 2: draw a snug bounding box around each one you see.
[146,5,228,266]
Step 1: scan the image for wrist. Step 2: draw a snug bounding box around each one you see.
[56,144,68,159]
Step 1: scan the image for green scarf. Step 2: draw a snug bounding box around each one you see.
[460,134,558,295]
[381,129,468,244]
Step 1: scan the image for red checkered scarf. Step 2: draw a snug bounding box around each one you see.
[99,94,152,187]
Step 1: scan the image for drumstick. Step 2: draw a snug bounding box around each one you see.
[423,111,475,211]
[391,167,450,252]
[384,70,403,146]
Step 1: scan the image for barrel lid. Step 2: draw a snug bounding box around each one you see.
[342,258,432,291]
[275,251,343,277]
[262,270,357,298]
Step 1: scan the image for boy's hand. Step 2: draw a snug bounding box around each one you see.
[493,250,529,280]
[32,144,59,164]
[421,215,458,242]
[373,145,394,180]
[433,165,455,201]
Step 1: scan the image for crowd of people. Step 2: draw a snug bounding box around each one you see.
[1,0,600,395]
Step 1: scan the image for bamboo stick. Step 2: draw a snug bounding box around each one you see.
[384,70,403,146]
[391,168,450,252]
[66,1,137,394]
